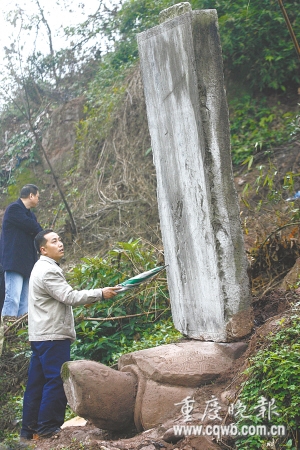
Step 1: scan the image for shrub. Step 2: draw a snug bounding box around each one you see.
[234,309,300,449]
[67,239,181,364]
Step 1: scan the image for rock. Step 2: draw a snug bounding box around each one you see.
[138,7,252,342]
[141,428,164,440]
[62,341,247,433]
[162,427,184,443]
[118,341,248,387]
[72,428,109,442]
[61,360,137,430]
[138,445,156,450]
[226,308,254,340]
[159,2,191,24]
[134,379,195,430]
[120,341,247,430]
[220,390,236,406]
[61,416,87,428]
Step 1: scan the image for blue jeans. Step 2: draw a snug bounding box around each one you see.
[21,340,70,438]
[2,271,29,317]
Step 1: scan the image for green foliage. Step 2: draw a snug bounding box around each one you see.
[77,0,300,170]
[239,157,300,223]
[75,56,131,163]
[241,160,284,206]
[230,95,299,164]
[2,0,300,178]
[0,131,40,191]
[0,393,24,441]
[0,167,40,209]
[0,393,22,441]
[101,0,300,91]
[69,239,162,288]
[234,310,300,449]
[196,0,300,91]
[109,317,182,364]
[6,133,35,158]
[76,46,152,180]
[91,0,179,67]
[67,239,180,364]
[0,325,30,442]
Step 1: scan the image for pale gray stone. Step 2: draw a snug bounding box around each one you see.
[159,2,192,24]
[137,7,252,341]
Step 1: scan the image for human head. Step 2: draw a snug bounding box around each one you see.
[20,184,39,198]
[20,184,40,208]
[34,229,64,262]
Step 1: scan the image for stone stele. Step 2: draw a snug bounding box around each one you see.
[62,340,247,431]
[137,3,253,341]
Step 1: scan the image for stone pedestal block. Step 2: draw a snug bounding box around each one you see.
[61,360,137,431]
[119,340,247,430]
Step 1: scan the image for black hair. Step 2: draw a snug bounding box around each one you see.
[20,184,39,198]
[34,229,54,254]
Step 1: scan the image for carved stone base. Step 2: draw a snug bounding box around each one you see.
[62,341,247,431]
[61,360,137,430]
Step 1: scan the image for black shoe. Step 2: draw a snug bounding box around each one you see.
[37,428,61,439]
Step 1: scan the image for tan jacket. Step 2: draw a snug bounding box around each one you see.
[28,256,103,342]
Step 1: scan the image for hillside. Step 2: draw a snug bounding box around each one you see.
[0,64,299,272]
[0,0,299,267]
[1,78,300,448]
[0,65,160,264]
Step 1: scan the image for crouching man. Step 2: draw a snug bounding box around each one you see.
[20,229,120,441]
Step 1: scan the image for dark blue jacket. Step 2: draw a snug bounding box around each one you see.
[0,199,42,278]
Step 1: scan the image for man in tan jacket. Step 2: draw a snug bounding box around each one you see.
[20,229,120,441]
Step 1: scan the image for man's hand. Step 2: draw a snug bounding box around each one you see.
[102,286,121,299]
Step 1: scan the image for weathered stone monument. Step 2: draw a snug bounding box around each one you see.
[137,2,252,341]
[62,3,253,433]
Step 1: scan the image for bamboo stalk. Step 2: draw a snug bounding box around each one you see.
[85,309,166,321]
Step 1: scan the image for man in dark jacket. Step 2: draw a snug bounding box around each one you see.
[0,184,42,318]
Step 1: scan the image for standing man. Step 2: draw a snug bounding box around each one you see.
[20,229,120,440]
[0,184,42,319]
